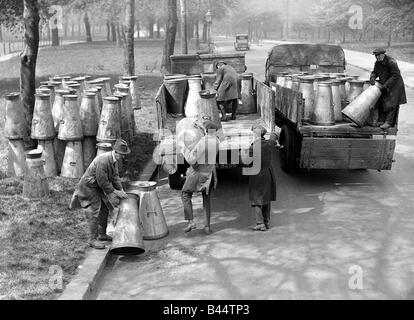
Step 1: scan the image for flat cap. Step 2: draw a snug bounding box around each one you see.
[215,60,227,69]
[252,124,267,137]
[373,48,386,55]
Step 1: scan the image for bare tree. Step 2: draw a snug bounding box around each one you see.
[161,0,178,73]
[180,0,188,54]
[123,0,135,76]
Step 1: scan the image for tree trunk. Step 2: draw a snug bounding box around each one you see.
[71,23,75,37]
[179,0,187,54]
[148,18,154,38]
[123,0,135,76]
[387,25,392,47]
[161,0,178,73]
[84,12,92,42]
[195,19,199,50]
[342,31,346,43]
[136,19,140,39]
[156,21,161,39]
[106,20,111,41]
[51,27,59,46]
[111,22,116,42]
[202,21,207,42]
[21,0,40,149]
[116,24,123,47]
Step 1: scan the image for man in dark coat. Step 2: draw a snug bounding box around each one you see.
[370,48,407,130]
[214,61,240,121]
[244,125,277,231]
[69,139,130,249]
[181,121,220,235]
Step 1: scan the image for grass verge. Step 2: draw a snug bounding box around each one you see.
[0,39,166,299]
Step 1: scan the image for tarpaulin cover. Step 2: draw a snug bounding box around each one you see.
[267,43,345,67]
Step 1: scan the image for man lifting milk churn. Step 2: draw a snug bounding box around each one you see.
[369,48,407,130]
[69,139,130,249]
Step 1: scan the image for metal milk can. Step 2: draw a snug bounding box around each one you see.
[58,95,83,141]
[61,141,84,179]
[311,81,335,126]
[96,97,121,143]
[184,76,203,118]
[31,94,56,140]
[80,92,99,137]
[23,149,49,200]
[4,92,29,140]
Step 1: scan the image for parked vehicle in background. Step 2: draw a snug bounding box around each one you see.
[234,34,250,51]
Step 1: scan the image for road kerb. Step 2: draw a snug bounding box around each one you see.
[58,159,159,300]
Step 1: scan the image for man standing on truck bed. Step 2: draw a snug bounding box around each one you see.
[370,48,407,130]
[214,61,239,122]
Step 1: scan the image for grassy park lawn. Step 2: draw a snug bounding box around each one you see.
[0,39,167,299]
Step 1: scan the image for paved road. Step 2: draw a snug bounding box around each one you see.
[93,40,414,300]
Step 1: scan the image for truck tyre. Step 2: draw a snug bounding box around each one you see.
[279,125,298,173]
[168,172,185,190]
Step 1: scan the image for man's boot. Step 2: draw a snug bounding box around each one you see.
[88,218,106,249]
[218,104,228,122]
[98,223,112,242]
[231,99,238,120]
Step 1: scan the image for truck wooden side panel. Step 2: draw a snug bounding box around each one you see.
[300,137,396,170]
[270,83,304,127]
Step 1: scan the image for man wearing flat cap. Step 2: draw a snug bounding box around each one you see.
[243,124,277,231]
[214,61,240,122]
[181,120,220,235]
[70,139,130,249]
[370,48,407,130]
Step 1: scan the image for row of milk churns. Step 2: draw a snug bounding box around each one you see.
[163,72,256,122]
[274,72,380,127]
[4,75,142,199]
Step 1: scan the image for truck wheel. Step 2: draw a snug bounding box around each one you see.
[279,125,298,173]
[168,172,185,190]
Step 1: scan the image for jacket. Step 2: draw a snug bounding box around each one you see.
[370,55,407,111]
[248,138,277,205]
[182,134,220,195]
[70,152,123,210]
[213,65,239,102]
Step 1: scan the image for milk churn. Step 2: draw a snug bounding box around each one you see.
[238,73,256,114]
[291,75,301,92]
[128,181,169,240]
[311,81,335,126]
[4,92,29,140]
[110,193,145,256]
[285,75,293,89]
[40,84,56,106]
[336,78,348,109]
[67,83,82,105]
[59,95,83,141]
[52,89,70,171]
[38,140,57,178]
[83,137,97,170]
[99,77,112,97]
[299,76,316,123]
[85,87,103,117]
[114,92,133,144]
[201,73,216,90]
[342,82,382,127]
[362,79,371,91]
[184,76,203,118]
[331,80,343,122]
[71,76,87,92]
[96,142,113,156]
[31,94,56,140]
[88,79,106,98]
[275,72,289,87]
[61,141,84,179]
[347,80,365,103]
[79,92,99,137]
[122,75,141,110]
[7,139,26,178]
[164,75,188,115]
[114,84,133,116]
[96,97,121,143]
[23,149,49,200]
[197,90,222,130]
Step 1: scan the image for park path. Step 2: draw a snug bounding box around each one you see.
[92,39,414,300]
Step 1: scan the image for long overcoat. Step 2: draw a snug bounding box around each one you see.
[70,152,123,211]
[370,55,407,111]
[213,65,239,102]
[248,138,277,206]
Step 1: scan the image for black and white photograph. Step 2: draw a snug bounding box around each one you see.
[0,0,413,306]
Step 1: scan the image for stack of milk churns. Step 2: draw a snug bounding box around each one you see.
[3,74,140,201]
[274,72,381,127]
